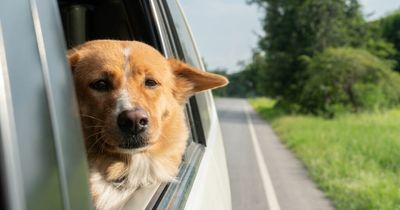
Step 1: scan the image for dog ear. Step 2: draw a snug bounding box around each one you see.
[67,49,80,72]
[169,58,228,102]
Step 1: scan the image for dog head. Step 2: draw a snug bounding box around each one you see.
[68,40,228,154]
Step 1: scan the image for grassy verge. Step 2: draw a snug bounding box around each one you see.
[249,97,400,210]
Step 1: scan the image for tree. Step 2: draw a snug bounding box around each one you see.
[241,52,268,96]
[209,53,268,98]
[209,68,230,97]
[376,10,400,71]
[248,0,366,102]
[300,48,400,115]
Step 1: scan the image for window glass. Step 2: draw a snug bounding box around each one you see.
[163,0,212,143]
[139,1,207,208]
[163,0,201,68]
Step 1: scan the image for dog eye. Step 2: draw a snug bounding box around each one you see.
[145,79,158,88]
[90,79,113,92]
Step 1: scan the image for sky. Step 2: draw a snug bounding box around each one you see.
[360,0,400,20]
[180,0,400,74]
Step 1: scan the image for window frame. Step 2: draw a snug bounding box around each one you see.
[57,0,209,208]
[162,0,213,145]
[144,0,209,209]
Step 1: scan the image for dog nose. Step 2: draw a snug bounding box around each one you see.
[117,109,149,134]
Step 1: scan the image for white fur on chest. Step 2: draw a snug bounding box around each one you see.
[91,153,176,210]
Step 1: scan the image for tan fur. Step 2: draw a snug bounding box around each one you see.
[68,40,228,210]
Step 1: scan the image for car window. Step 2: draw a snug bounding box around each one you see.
[162,0,213,143]
[57,0,207,209]
[143,1,209,209]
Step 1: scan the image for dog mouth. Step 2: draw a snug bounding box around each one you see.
[114,108,151,150]
[118,133,150,150]
[116,145,150,154]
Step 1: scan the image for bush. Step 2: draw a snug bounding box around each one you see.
[300,48,400,115]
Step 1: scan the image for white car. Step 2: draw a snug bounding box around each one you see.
[0,0,231,209]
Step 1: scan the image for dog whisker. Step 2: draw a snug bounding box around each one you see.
[98,141,108,155]
[81,114,105,122]
[69,40,228,210]
[84,125,105,129]
[88,135,106,153]
[86,130,105,140]
[90,134,106,146]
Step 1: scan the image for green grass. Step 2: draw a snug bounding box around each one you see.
[249,97,400,210]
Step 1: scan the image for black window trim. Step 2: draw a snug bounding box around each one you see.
[159,0,207,146]
[144,0,207,209]
[145,0,169,57]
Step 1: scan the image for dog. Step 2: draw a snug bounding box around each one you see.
[67,40,228,210]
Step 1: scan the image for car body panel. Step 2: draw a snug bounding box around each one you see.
[0,0,231,209]
[0,0,91,209]
[184,93,232,210]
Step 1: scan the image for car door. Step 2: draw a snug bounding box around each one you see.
[0,0,92,209]
[0,0,231,209]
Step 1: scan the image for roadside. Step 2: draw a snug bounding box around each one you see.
[216,98,333,210]
[249,97,400,210]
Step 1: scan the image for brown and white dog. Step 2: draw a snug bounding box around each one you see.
[67,40,228,210]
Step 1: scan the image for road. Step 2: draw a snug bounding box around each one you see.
[216,98,334,210]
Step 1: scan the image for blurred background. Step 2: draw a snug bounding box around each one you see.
[182,0,400,108]
[181,1,400,210]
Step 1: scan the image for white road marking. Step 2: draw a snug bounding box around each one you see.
[244,104,281,210]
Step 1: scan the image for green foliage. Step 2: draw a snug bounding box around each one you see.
[211,53,268,98]
[209,68,229,97]
[250,98,400,210]
[247,0,366,101]
[364,12,399,68]
[249,97,289,121]
[300,48,400,115]
[363,38,397,67]
[243,53,268,96]
[376,10,400,71]
[224,70,257,98]
[210,69,256,98]
[243,1,400,115]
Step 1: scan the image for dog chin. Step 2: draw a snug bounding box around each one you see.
[115,145,150,154]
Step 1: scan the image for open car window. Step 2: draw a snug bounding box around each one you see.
[58,0,207,209]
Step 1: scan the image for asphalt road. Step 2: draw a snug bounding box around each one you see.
[216,98,334,210]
